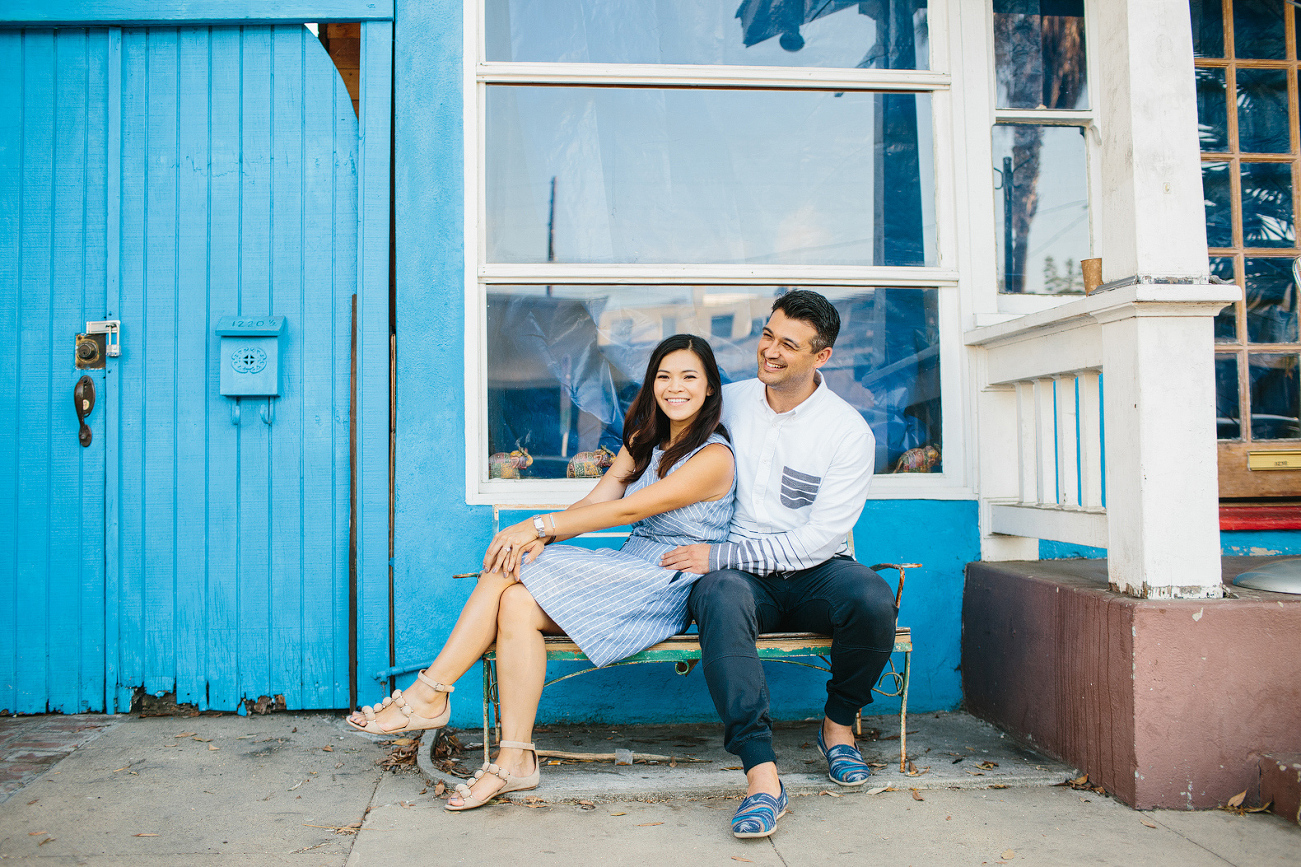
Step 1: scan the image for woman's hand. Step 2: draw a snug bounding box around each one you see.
[504,539,547,581]
[482,520,543,576]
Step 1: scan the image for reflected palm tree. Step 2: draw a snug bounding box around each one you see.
[995,9,1086,293]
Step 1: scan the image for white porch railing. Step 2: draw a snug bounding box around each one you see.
[966,282,1239,599]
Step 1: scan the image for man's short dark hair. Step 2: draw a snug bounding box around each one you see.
[772,290,840,352]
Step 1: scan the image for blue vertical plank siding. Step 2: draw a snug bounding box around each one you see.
[0,32,20,713]
[232,25,275,706]
[107,24,363,711]
[172,26,212,708]
[355,21,392,695]
[0,29,109,714]
[0,19,379,713]
[15,30,57,716]
[203,29,243,711]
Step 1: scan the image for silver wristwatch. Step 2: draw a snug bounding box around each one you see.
[533,515,549,539]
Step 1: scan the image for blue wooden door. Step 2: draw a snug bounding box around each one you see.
[0,24,386,714]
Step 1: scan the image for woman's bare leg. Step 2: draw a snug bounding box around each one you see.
[348,571,515,731]
[446,583,556,806]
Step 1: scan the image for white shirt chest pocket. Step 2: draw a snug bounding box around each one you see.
[779,466,821,509]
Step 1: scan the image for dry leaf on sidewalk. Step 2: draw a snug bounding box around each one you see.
[1002,849,1016,860]
[1140,817,1157,828]
[28,831,46,837]
[637,822,663,826]
[911,789,924,801]
[132,833,159,837]
[1226,790,1246,808]
[732,858,753,863]
[322,745,334,752]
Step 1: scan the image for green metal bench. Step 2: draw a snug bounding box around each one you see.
[478,560,917,772]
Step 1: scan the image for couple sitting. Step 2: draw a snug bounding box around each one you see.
[347,290,898,839]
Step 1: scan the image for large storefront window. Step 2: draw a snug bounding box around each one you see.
[470,0,948,498]
[1192,0,1301,497]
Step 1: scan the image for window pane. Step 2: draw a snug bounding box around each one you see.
[1241,162,1296,248]
[993,124,1089,294]
[1203,161,1233,247]
[1233,0,1286,60]
[1190,0,1225,59]
[1196,67,1228,152]
[1249,353,1301,439]
[1244,257,1299,343]
[487,87,936,266]
[486,0,929,69]
[1212,256,1237,342]
[1216,353,1240,439]
[484,286,942,477]
[1237,69,1290,154]
[992,0,1088,110]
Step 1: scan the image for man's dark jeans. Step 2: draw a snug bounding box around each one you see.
[687,556,898,772]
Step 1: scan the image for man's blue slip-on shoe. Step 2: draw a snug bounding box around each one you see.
[818,728,872,786]
[731,782,788,839]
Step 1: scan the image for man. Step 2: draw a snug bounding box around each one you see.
[661,290,898,839]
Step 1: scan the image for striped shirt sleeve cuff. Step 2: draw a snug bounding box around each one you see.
[710,542,742,572]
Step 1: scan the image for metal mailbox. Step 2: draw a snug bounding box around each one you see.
[216,315,286,397]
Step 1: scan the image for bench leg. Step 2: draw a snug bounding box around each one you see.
[899,649,911,773]
[481,657,494,765]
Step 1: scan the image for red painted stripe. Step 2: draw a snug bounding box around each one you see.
[1220,505,1301,531]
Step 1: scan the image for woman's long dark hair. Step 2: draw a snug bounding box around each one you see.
[622,334,728,485]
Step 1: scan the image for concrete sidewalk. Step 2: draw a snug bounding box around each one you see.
[0,711,1295,865]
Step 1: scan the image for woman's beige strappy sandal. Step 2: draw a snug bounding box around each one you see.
[444,740,540,811]
[345,670,453,735]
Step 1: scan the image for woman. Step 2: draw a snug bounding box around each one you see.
[346,334,735,811]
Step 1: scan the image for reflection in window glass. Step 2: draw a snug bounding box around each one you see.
[1240,162,1296,248]
[1216,354,1241,439]
[486,0,930,70]
[484,286,942,477]
[487,87,935,266]
[1245,257,1299,344]
[1237,69,1290,154]
[1190,0,1225,59]
[1196,67,1228,152]
[1203,162,1233,248]
[1212,256,1237,342]
[992,0,1088,110]
[1233,0,1286,60]
[993,124,1089,294]
[1250,353,1301,439]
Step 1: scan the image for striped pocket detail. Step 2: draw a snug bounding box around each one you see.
[780,467,821,509]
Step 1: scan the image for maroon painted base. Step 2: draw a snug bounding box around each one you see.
[962,559,1301,809]
[1260,753,1301,826]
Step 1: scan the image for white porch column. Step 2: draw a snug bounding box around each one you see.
[1094,296,1228,598]
[1096,0,1209,280]
[1093,0,1222,597]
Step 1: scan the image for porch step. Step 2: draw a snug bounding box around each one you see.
[1260,753,1301,825]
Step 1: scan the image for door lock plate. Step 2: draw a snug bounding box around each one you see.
[75,332,106,369]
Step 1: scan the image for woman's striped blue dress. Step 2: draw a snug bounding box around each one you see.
[518,433,735,668]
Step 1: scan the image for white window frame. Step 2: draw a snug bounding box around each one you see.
[958,0,1103,321]
[462,0,972,505]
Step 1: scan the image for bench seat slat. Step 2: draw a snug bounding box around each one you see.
[483,627,912,661]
